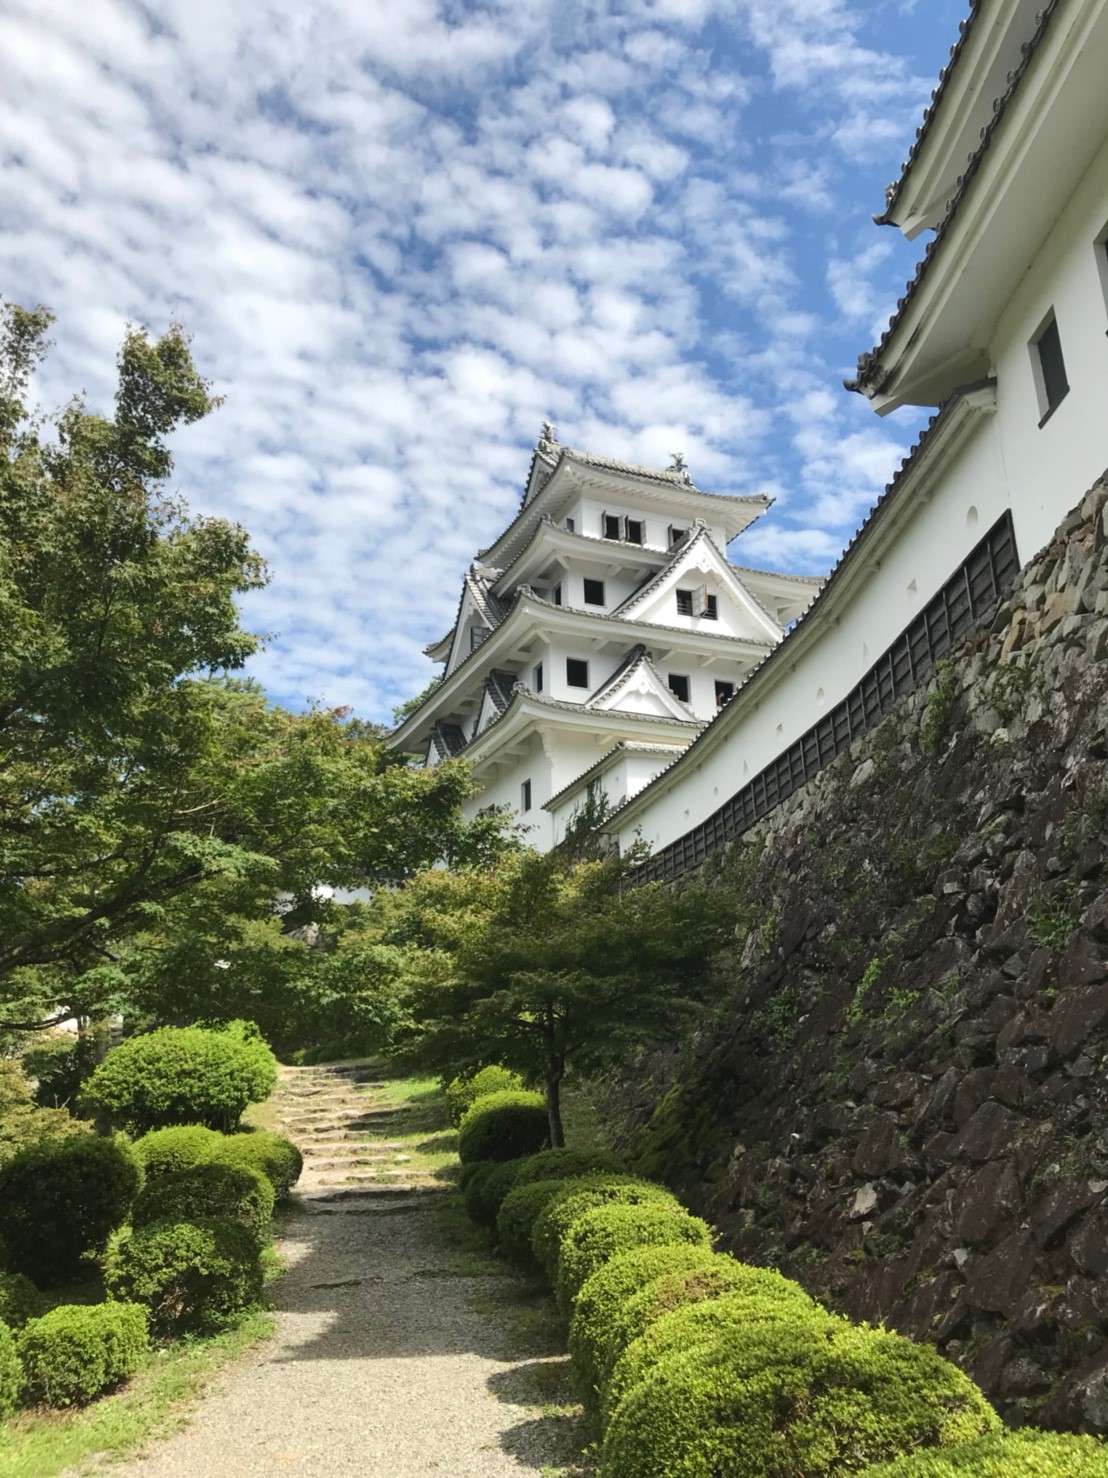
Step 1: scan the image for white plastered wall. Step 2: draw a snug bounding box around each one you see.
[616,413,1012,856]
[989,131,1108,560]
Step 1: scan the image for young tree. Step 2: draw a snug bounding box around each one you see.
[0,304,510,1033]
[396,849,729,1146]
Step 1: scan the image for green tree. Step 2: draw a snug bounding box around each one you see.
[0,303,511,1035]
[395,849,728,1145]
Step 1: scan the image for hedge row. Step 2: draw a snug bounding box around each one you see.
[0,1024,299,1412]
[451,1096,1108,1477]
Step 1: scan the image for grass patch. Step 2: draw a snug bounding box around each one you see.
[0,1310,273,1478]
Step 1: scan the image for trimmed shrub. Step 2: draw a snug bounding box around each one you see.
[0,1270,46,1329]
[554,1202,712,1312]
[570,1247,798,1405]
[605,1292,838,1423]
[0,1319,20,1420]
[133,1161,275,1235]
[81,1022,277,1133]
[605,1256,815,1398]
[600,1316,999,1478]
[458,1158,492,1191]
[457,1091,549,1165]
[498,1180,581,1268]
[0,1135,142,1286]
[532,1177,682,1276]
[859,1431,1108,1476]
[0,1060,85,1166]
[104,1217,264,1337]
[444,1066,524,1126]
[17,1302,147,1408]
[213,1130,303,1199]
[133,1125,225,1186]
[463,1158,528,1230]
[507,1146,624,1187]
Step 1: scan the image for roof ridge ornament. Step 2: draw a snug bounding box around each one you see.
[669,451,692,484]
[538,420,559,455]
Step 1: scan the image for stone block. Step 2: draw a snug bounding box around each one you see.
[1051,983,1108,1059]
[964,1228,1037,1315]
[956,1159,1022,1248]
[950,1100,1017,1163]
[1031,1177,1099,1248]
[1069,1208,1108,1278]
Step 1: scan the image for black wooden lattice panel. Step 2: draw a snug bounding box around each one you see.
[636,512,1018,883]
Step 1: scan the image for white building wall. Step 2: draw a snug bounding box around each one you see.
[989,131,1108,561]
[617,415,1012,856]
[464,727,614,849]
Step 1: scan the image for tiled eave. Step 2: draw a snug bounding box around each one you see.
[876,0,984,225]
[544,741,686,813]
[847,0,1061,400]
[464,687,701,771]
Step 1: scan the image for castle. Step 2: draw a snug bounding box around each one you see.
[392,0,1108,863]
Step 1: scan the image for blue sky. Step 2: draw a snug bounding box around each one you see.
[0,0,969,722]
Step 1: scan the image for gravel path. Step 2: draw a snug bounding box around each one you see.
[119,1067,576,1478]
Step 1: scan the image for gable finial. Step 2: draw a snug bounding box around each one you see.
[539,420,558,451]
[669,451,691,483]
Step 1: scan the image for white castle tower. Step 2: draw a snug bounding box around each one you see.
[388,424,821,849]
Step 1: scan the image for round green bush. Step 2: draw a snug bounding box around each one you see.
[0,1270,46,1329]
[605,1256,815,1399]
[17,1302,147,1408]
[498,1180,582,1268]
[859,1431,1108,1476]
[104,1217,264,1337]
[464,1158,528,1230]
[555,1202,712,1312]
[81,1022,277,1134]
[510,1147,624,1186]
[133,1125,225,1186]
[444,1066,525,1126]
[133,1161,275,1235]
[456,1091,549,1165]
[600,1316,999,1478]
[0,1135,142,1286]
[570,1247,781,1405]
[0,1319,20,1420]
[532,1177,682,1276]
[213,1131,303,1199]
[605,1292,837,1423]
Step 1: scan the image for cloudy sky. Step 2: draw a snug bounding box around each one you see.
[1,0,969,722]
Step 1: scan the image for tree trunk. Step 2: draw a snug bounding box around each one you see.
[545,1068,565,1148]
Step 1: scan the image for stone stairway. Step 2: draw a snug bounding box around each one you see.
[273,1063,444,1197]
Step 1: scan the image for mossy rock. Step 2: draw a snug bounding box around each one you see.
[600,1316,999,1478]
[554,1202,712,1314]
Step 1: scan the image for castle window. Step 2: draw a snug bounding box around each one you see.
[625,519,643,545]
[676,588,693,616]
[603,513,621,540]
[715,680,734,708]
[469,627,486,651]
[520,779,532,812]
[668,526,688,549]
[668,674,690,704]
[583,578,605,606]
[565,517,574,533]
[696,589,718,620]
[1031,311,1069,424]
[533,662,543,693]
[553,584,562,606]
[567,658,589,688]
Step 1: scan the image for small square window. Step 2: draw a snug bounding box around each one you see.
[520,779,532,812]
[470,627,486,650]
[565,517,575,533]
[702,593,718,620]
[668,674,690,704]
[603,513,621,540]
[583,578,605,606]
[1030,311,1070,423]
[626,519,643,545]
[715,680,734,708]
[533,662,543,693]
[567,658,589,689]
[676,588,693,616]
